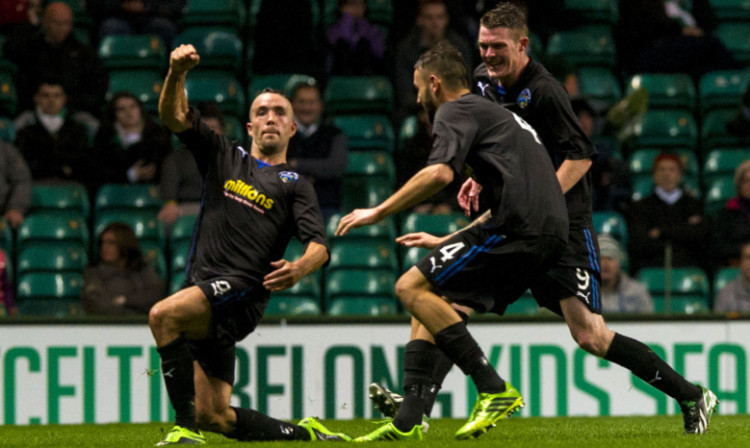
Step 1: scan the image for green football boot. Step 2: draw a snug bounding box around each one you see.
[298,416,352,441]
[353,422,423,442]
[455,382,524,440]
[681,386,719,434]
[156,425,206,445]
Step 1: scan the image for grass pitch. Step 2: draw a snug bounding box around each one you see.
[2,415,749,447]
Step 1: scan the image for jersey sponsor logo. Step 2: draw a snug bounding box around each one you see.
[517,88,532,109]
[477,81,491,97]
[575,268,591,303]
[223,179,275,210]
[278,171,299,183]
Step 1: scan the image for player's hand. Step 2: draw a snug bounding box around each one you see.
[169,44,200,75]
[335,208,381,236]
[457,178,482,217]
[263,259,303,292]
[158,202,181,225]
[3,209,24,229]
[395,232,445,250]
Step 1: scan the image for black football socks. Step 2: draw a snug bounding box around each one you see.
[393,340,437,432]
[227,407,310,441]
[434,322,505,394]
[157,336,197,430]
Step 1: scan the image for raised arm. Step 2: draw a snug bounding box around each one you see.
[159,44,200,133]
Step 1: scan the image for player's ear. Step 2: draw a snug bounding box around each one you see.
[518,36,529,54]
[246,121,252,136]
[289,121,297,137]
[429,74,440,94]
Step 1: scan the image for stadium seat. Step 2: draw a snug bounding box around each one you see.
[97,35,166,71]
[185,71,246,118]
[29,183,90,219]
[592,211,628,246]
[95,184,163,214]
[334,115,395,153]
[637,267,710,303]
[704,175,735,216]
[401,246,430,272]
[701,109,748,151]
[270,274,322,306]
[325,269,396,305]
[625,110,699,152]
[94,210,166,251]
[182,0,246,30]
[0,70,18,116]
[17,245,88,277]
[107,70,163,115]
[324,76,394,115]
[16,272,84,301]
[711,0,750,21]
[564,0,618,25]
[504,294,540,316]
[713,267,740,300]
[627,148,700,177]
[546,28,617,69]
[170,240,192,277]
[326,214,397,244]
[249,73,317,98]
[341,176,392,211]
[625,73,697,112]
[174,28,243,72]
[223,115,248,144]
[328,239,398,274]
[650,295,710,314]
[401,212,471,236]
[170,271,186,294]
[140,242,168,281]
[265,296,321,317]
[327,297,398,316]
[702,148,750,186]
[17,298,83,317]
[715,23,750,64]
[170,215,198,247]
[630,172,701,202]
[578,68,622,108]
[17,214,89,252]
[397,115,419,154]
[0,117,14,143]
[698,70,750,116]
[346,150,395,184]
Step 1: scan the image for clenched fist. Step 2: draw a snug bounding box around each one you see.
[169,44,200,75]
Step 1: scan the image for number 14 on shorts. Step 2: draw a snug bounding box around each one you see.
[429,242,466,273]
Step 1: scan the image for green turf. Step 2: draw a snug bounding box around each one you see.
[2,415,748,447]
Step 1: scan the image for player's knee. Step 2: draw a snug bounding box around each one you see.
[395,277,417,310]
[149,300,176,332]
[571,328,608,356]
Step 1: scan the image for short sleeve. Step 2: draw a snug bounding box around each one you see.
[427,102,479,176]
[292,178,329,250]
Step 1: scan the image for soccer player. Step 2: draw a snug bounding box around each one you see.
[150,44,349,445]
[368,2,718,437]
[336,40,570,441]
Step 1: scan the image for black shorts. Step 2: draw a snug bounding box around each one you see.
[531,227,602,315]
[189,276,268,384]
[415,226,566,315]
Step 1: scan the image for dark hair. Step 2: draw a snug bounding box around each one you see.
[105,91,144,124]
[414,40,469,90]
[197,101,225,127]
[290,80,321,102]
[253,87,289,101]
[98,222,146,271]
[35,76,65,93]
[480,2,528,40]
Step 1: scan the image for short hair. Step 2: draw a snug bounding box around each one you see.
[35,76,65,93]
[480,2,529,40]
[107,91,143,123]
[290,79,320,102]
[652,153,684,173]
[734,160,750,197]
[197,101,225,127]
[414,40,469,90]
[249,88,292,118]
[98,222,146,271]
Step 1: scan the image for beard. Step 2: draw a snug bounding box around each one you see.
[421,94,438,125]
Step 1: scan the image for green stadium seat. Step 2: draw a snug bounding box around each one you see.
[327,297,398,316]
[324,76,394,115]
[704,175,735,216]
[341,176,392,211]
[713,267,740,300]
[265,296,321,317]
[701,109,749,151]
[637,267,710,299]
[170,271,186,294]
[17,298,83,317]
[625,110,699,152]
[0,70,18,116]
[715,23,750,64]
[174,28,243,72]
[397,115,419,154]
[17,272,84,301]
[97,35,166,71]
[650,295,710,314]
[505,294,540,315]
[328,239,398,274]
[592,211,628,246]
[401,246,430,272]
[107,70,163,115]
[627,148,699,177]
[29,183,90,219]
[223,115,248,144]
[0,117,14,143]
[546,28,617,69]
[95,183,163,214]
[564,0,618,25]
[249,73,317,98]
[182,0,246,30]
[326,213,397,244]
[17,214,89,252]
[170,240,192,277]
[17,245,88,277]
[711,0,750,21]
[185,71,246,118]
[703,148,750,186]
[140,242,168,281]
[270,275,322,307]
[578,68,622,107]
[95,210,165,251]
[401,212,471,236]
[346,150,395,184]
[170,215,197,247]
[630,173,701,202]
[325,269,396,305]
[698,70,750,116]
[625,73,697,112]
[334,115,395,153]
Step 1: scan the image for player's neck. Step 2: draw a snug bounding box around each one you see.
[251,146,286,166]
[441,88,471,104]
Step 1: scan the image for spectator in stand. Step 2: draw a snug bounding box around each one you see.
[714,241,750,313]
[616,0,741,81]
[326,0,386,76]
[94,0,185,49]
[2,1,108,116]
[14,79,92,186]
[0,248,18,316]
[158,102,218,234]
[0,0,42,35]
[711,161,750,269]
[627,153,708,273]
[394,0,474,121]
[82,222,164,316]
[287,82,348,223]
[0,140,31,230]
[599,234,654,313]
[92,91,171,188]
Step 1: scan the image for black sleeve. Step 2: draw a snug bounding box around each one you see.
[292,178,329,251]
[534,83,597,161]
[176,107,225,177]
[427,103,478,176]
